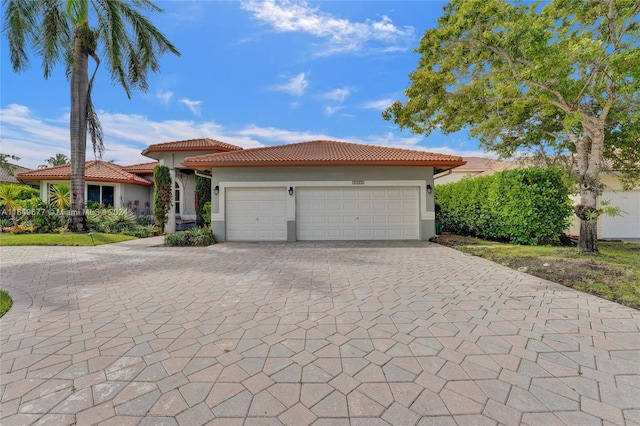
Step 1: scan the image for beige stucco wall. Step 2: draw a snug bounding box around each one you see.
[208,165,436,241]
[121,184,153,215]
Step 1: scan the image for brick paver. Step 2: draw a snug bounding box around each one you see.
[1,241,639,425]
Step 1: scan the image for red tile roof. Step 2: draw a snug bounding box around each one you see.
[141,138,243,157]
[182,140,466,169]
[121,161,159,174]
[17,161,153,186]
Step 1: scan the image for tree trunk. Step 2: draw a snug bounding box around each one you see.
[575,175,600,253]
[69,33,89,232]
[578,217,598,253]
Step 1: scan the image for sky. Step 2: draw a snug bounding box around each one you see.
[1,0,491,170]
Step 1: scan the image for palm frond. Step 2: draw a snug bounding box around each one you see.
[92,0,179,97]
[87,51,104,158]
[3,0,41,72]
[37,0,71,78]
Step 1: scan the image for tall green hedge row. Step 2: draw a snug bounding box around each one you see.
[436,167,573,245]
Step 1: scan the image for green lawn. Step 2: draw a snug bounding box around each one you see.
[0,233,137,246]
[0,290,12,317]
[438,235,640,310]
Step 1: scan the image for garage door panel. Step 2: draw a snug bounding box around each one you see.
[601,191,640,238]
[226,188,287,241]
[297,187,419,240]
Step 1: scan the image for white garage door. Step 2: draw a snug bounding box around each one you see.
[297,187,419,240]
[601,191,640,238]
[226,188,287,241]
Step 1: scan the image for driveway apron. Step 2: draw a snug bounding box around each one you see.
[1,241,639,425]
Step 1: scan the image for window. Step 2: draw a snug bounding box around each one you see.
[88,184,115,207]
[174,181,181,214]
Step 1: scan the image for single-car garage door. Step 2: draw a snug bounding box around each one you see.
[601,191,640,238]
[297,187,419,240]
[226,188,287,241]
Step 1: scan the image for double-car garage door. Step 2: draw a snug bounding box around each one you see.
[226,186,419,241]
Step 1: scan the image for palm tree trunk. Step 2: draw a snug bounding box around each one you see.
[69,33,88,232]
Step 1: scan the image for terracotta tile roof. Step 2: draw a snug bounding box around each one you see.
[182,140,466,169]
[456,157,514,173]
[122,161,159,174]
[1,164,30,183]
[16,161,153,186]
[141,138,243,157]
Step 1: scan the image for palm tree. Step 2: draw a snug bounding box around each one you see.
[3,0,179,231]
[49,183,71,210]
[0,184,23,224]
[39,153,70,168]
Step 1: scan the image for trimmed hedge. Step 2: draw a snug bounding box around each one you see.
[436,167,573,245]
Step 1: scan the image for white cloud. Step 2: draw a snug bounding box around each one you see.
[0,104,262,169]
[273,73,309,96]
[156,90,173,105]
[179,98,202,116]
[241,0,415,55]
[324,106,343,117]
[1,104,479,171]
[362,98,395,111]
[320,88,350,102]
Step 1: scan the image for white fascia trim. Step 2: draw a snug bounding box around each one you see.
[214,180,432,222]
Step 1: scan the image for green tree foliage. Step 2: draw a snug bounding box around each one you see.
[0,154,20,176]
[153,165,171,233]
[39,153,69,168]
[436,168,573,245]
[3,0,180,232]
[384,0,639,252]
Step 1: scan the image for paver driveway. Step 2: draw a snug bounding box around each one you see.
[1,240,639,426]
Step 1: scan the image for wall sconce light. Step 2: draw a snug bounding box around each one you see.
[426,184,433,194]
[288,187,294,196]
[214,185,219,195]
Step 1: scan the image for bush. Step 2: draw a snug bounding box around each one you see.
[200,201,212,225]
[165,227,215,246]
[436,167,573,245]
[86,208,137,234]
[10,198,68,233]
[121,223,157,238]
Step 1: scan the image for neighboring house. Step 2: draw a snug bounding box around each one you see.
[16,161,154,210]
[434,157,513,184]
[435,157,640,239]
[182,140,465,242]
[567,173,640,239]
[0,163,30,185]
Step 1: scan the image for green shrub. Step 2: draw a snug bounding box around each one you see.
[136,215,153,226]
[14,198,68,233]
[154,165,172,233]
[121,223,157,238]
[200,201,212,225]
[436,167,573,245]
[86,208,136,233]
[165,227,215,246]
